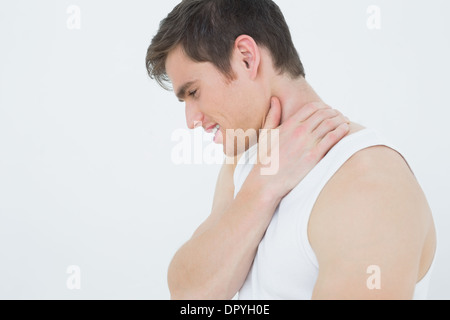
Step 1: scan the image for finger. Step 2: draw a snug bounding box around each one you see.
[288,101,331,125]
[313,113,350,139]
[315,123,350,157]
[303,108,340,133]
[262,97,282,130]
[333,110,351,123]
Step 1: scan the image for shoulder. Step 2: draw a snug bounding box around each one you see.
[308,145,433,298]
[314,144,424,208]
[310,144,430,245]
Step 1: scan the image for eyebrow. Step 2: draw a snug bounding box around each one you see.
[176,81,196,102]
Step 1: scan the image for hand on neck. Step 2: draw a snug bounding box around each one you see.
[270,76,325,124]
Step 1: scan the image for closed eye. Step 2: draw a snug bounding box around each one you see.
[177,90,197,103]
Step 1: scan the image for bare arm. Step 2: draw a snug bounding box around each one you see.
[310,146,436,300]
[168,166,280,299]
[190,157,238,240]
[168,99,350,300]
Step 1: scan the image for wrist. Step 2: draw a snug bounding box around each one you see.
[242,170,283,209]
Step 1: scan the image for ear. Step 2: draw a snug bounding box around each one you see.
[233,35,261,80]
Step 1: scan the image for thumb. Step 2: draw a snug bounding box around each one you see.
[262,97,282,130]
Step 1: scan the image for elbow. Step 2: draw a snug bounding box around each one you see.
[167,264,187,300]
[168,268,231,300]
[167,255,235,300]
[168,275,213,300]
[167,264,202,300]
[168,283,208,301]
[168,278,191,300]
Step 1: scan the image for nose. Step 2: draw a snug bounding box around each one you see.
[185,102,204,130]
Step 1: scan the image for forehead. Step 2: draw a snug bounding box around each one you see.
[166,46,200,86]
[166,45,225,90]
[166,46,190,75]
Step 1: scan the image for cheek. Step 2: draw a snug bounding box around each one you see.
[232,87,265,126]
[203,85,237,124]
[209,78,263,129]
[226,82,254,114]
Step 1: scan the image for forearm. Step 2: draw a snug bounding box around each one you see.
[168,177,280,300]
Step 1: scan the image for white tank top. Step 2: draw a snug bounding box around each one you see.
[235,128,434,300]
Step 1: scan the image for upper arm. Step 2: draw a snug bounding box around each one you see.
[191,158,237,239]
[309,146,432,299]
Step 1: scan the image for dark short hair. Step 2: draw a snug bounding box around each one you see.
[146,0,305,90]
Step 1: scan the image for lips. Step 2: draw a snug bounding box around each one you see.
[211,125,220,135]
[205,123,219,133]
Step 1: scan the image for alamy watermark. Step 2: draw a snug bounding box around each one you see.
[171,122,280,175]
[67,5,81,30]
[66,265,81,290]
[367,5,381,30]
[366,265,382,290]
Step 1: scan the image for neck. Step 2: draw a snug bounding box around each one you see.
[233,76,326,166]
[270,76,324,124]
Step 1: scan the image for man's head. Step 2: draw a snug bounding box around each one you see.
[146,0,305,155]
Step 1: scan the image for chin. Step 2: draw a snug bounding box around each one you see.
[222,125,260,158]
[223,141,250,159]
[223,142,235,158]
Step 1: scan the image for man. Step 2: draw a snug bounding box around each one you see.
[146,0,436,300]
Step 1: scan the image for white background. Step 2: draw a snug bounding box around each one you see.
[0,0,449,299]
